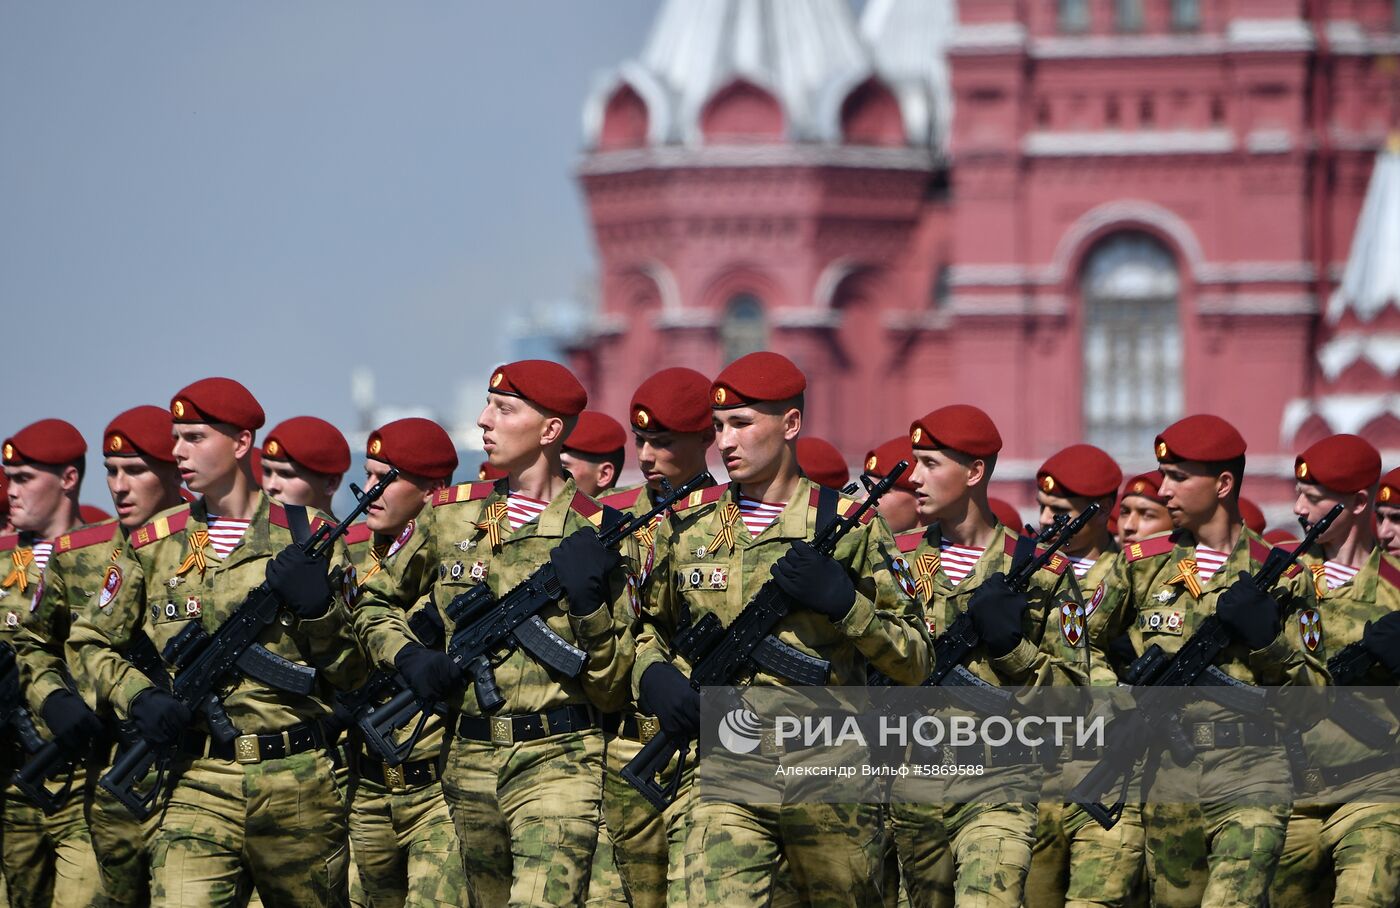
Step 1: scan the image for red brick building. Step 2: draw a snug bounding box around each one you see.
[571,0,1400,523]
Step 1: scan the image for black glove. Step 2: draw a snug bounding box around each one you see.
[40,690,102,749]
[551,527,621,616]
[770,541,856,621]
[129,688,192,748]
[265,545,333,620]
[322,697,357,739]
[639,663,701,740]
[394,643,462,701]
[1362,611,1400,678]
[967,573,1031,658]
[1215,576,1281,651]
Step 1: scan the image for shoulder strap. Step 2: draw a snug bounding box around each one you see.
[816,486,839,537]
[285,504,312,545]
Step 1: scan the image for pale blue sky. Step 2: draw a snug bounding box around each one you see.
[1,2,656,499]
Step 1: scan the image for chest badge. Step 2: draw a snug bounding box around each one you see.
[98,566,123,610]
[709,567,727,589]
[1060,602,1085,647]
[184,596,202,619]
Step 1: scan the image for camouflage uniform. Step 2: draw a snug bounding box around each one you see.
[341,520,471,908]
[352,477,633,908]
[1268,548,1400,908]
[68,494,363,908]
[886,521,1089,908]
[1092,527,1323,908]
[16,518,154,908]
[2,530,101,907]
[1026,548,1148,908]
[635,478,931,907]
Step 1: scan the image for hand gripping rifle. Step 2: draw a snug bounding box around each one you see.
[357,471,714,766]
[621,462,909,812]
[1070,503,1344,830]
[99,469,399,820]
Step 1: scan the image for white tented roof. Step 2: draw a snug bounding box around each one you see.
[859,0,956,150]
[1328,140,1400,323]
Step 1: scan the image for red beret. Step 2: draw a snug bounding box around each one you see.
[711,352,806,409]
[80,504,111,524]
[631,368,712,433]
[366,418,458,480]
[1263,528,1299,547]
[909,405,1002,457]
[263,417,351,476]
[3,419,87,467]
[104,406,176,463]
[0,472,8,517]
[488,360,587,417]
[1379,467,1400,507]
[478,461,508,481]
[988,497,1023,531]
[796,438,849,490]
[1121,471,1167,504]
[1238,497,1266,534]
[564,411,628,457]
[1155,414,1245,463]
[1037,444,1122,499]
[1294,434,1381,495]
[249,447,264,484]
[863,436,917,492]
[171,378,265,431]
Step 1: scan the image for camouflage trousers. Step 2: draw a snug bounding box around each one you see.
[149,751,349,908]
[1268,801,1400,908]
[440,728,603,908]
[1,775,101,908]
[583,815,623,908]
[89,774,155,907]
[345,772,472,908]
[1025,800,1146,908]
[888,800,1036,908]
[598,735,667,908]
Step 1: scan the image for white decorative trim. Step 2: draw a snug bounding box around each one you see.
[1195,262,1316,284]
[1325,21,1400,55]
[579,144,939,175]
[1246,129,1294,154]
[1049,200,1207,282]
[653,309,718,330]
[947,264,1029,287]
[813,258,865,310]
[591,314,630,337]
[949,23,1027,53]
[1024,129,1235,157]
[1195,293,1317,316]
[1280,394,1400,441]
[1031,34,1227,59]
[1226,19,1314,52]
[641,261,682,313]
[1316,333,1400,380]
[772,308,842,328]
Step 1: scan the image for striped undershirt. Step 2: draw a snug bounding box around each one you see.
[738,496,785,537]
[940,540,985,586]
[204,516,251,558]
[1068,554,1096,579]
[1194,545,1229,584]
[1324,560,1360,590]
[31,541,53,573]
[506,493,548,531]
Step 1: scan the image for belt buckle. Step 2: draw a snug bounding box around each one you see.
[759,730,779,757]
[1301,768,1323,796]
[1192,723,1215,750]
[234,734,262,764]
[383,763,406,790]
[637,715,660,745]
[490,717,514,746]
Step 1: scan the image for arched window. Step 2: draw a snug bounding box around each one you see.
[1081,232,1182,458]
[721,294,767,364]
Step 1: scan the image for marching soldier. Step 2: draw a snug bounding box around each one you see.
[795,437,849,491]
[259,417,351,518]
[885,405,1088,908]
[351,360,632,908]
[1091,414,1323,908]
[1117,471,1173,547]
[342,418,471,908]
[2,418,102,908]
[634,352,930,907]
[595,366,716,908]
[561,411,627,498]
[1024,445,1148,908]
[1269,435,1400,907]
[862,437,921,533]
[15,406,186,908]
[68,377,364,907]
[1377,467,1400,558]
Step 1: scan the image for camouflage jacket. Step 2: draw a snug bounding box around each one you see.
[351,477,634,717]
[1067,548,1121,686]
[889,522,1089,687]
[634,477,932,694]
[67,493,364,733]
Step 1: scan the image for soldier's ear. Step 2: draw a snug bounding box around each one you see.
[781,407,802,442]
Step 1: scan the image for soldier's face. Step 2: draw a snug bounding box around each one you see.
[560,451,615,497]
[105,455,181,530]
[1118,495,1172,544]
[261,456,339,511]
[477,394,561,471]
[875,487,921,533]
[1156,462,1230,530]
[171,423,246,494]
[1292,482,1356,545]
[3,464,73,533]
[634,429,712,492]
[363,458,434,535]
[713,406,799,484]
[1377,504,1400,557]
[909,449,980,521]
[1036,490,1105,555]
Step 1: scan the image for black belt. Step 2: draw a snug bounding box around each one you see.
[180,721,326,764]
[1315,753,1400,789]
[456,705,596,745]
[921,740,1055,768]
[1188,721,1279,750]
[354,751,440,790]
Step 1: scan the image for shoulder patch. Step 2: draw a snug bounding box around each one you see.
[598,486,645,511]
[433,481,497,508]
[342,522,373,546]
[266,504,334,537]
[1377,556,1400,591]
[1000,535,1069,575]
[130,507,192,549]
[1123,532,1177,563]
[1252,538,1302,578]
[52,519,120,556]
[569,492,602,520]
[894,529,924,554]
[671,483,731,513]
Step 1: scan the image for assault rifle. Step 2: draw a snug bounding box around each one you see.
[1070,503,1344,830]
[1,642,44,761]
[100,469,399,819]
[357,471,713,766]
[621,462,908,812]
